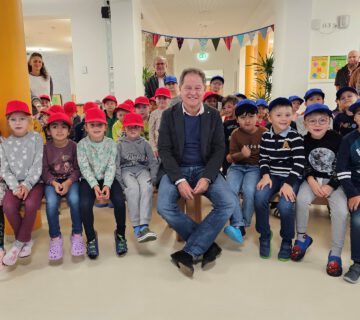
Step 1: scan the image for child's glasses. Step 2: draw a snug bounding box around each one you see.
[305,118,329,126]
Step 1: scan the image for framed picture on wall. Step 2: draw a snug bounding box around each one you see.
[52,94,62,105]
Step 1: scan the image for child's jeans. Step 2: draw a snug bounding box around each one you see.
[45,182,82,238]
[350,208,360,263]
[0,206,4,248]
[226,164,260,227]
[255,175,301,242]
[79,179,126,242]
[122,169,153,226]
[3,184,44,242]
[296,179,348,255]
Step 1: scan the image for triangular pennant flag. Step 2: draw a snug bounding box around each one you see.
[236,34,245,47]
[153,34,161,46]
[187,39,195,51]
[248,31,257,44]
[164,36,173,49]
[211,38,220,51]
[270,24,275,32]
[259,27,268,40]
[223,36,233,51]
[199,38,208,51]
[176,37,184,50]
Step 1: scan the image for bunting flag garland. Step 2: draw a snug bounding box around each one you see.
[153,34,160,46]
[176,37,184,50]
[223,36,233,51]
[211,38,220,51]
[236,34,244,47]
[143,24,273,51]
[259,27,268,40]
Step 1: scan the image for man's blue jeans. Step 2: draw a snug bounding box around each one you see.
[226,164,260,227]
[254,175,301,242]
[45,182,82,238]
[157,166,236,257]
[350,208,360,263]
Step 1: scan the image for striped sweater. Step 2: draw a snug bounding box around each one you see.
[336,130,360,198]
[259,126,305,186]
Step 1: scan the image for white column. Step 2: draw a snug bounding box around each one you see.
[110,0,143,102]
[272,0,313,98]
[70,0,110,103]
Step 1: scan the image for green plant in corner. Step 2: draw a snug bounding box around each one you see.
[248,52,274,101]
[142,66,153,86]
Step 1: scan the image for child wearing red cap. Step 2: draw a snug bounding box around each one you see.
[134,96,150,140]
[116,113,159,242]
[1,101,44,266]
[112,101,134,142]
[102,95,118,139]
[63,101,81,141]
[42,112,84,261]
[149,88,171,157]
[74,102,99,143]
[77,108,127,259]
[0,132,6,268]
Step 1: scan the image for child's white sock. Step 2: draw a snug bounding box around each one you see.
[297,233,306,242]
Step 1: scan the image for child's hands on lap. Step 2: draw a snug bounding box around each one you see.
[257,174,272,190]
[307,177,326,198]
[101,186,110,200]
[20,185,30,200]
[59,179,72,196]
[241,146,251,158]
[94,185,103,200]
[279,183,295,202]
[348,196,360,212]
[52,181,63,195]
[320,184,333,198]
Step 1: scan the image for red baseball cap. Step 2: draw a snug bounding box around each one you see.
[134,96,150,106]
[155,87,171,99]
[85,108,107,124]
[48,105,64,114]
[123,112,144,128]
[114,102,134,113]
[124,99,135,108]
[63,101,77,116]
[47,111,72,127]
[83,102,99,113]
[203,91,221,102]
[39,94,51,101]
[150,97,156,102]
[102,95,117,104]
[6,100,31,116]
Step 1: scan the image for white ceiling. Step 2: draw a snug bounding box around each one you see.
[22,0,275,53]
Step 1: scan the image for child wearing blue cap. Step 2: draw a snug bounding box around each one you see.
[254,97,305,260]
[292,103,348,277]
[165,75,181,107]
[255,99,269,127]
[333,87,358,136]
[224,100,267,243]
[336,99,360,284]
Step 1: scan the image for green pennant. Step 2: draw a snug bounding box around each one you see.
[211,38,220,51]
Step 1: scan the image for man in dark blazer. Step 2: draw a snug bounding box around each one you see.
[157,68,237,277]
[144,56,167,98]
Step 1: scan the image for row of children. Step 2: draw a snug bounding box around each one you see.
[219,86,360,284]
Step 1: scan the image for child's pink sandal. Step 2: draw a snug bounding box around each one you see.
[2,244,22,266]
[48,237,63,261]
[71,234,85,256]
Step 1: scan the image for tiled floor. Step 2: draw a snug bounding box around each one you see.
[0,197,358,320]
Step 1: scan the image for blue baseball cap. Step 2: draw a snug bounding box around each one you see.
[289,95,304,104]
[164,75,177,84]
[349,99,360,114]
[234,93,247,99]
[256,99,268,108]
[304,88,325,101]
[210,75,224,84]
[336,86,358,100]
[235,99,257,116]
[304,103,332,118]
[268,97,292,111]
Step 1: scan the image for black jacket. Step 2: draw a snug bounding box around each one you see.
[144,74,165,98]
[158,102,225,184]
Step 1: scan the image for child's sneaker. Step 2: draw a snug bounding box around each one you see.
[290,235,313,262]
[326,252,342,277]
[70,234,85,257]
[19,240,34,258]
[137,228,157,243]
[278,240,292,261]
[48,237,63,261]
[86,234,99,260]
[344,263,360,284]
[224,226,243,244]
[114,231,127,256]
[2,242,23,266]
[259,231,272,259]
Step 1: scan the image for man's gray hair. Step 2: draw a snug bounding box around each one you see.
[179,68,206,87]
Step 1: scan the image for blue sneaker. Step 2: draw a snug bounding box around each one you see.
[224,226,243,244]
[290,235,313,262]
[278,240,292,261]
[114,231,128,256]
[327,252,342,277]
[86,235,99,260]
[95,202,108,208]
[259,230,272,259]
